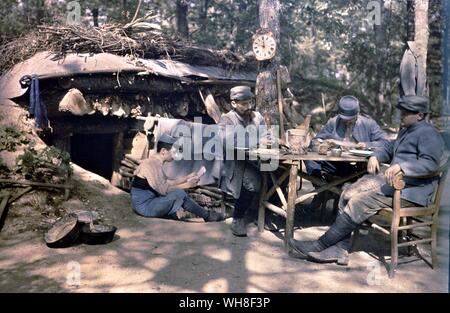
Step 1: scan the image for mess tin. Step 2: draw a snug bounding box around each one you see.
[318,143,329,155]
[286,128,308,154]
[330,148,342,157]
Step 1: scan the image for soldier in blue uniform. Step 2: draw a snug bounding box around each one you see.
[218,86,266,237]
[289,96,446,265]
[304,95,389,210]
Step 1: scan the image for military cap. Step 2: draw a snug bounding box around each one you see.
[230,86,254,101]
[396,95,429,113]
[158,133,176,145]
[338,96,360,120]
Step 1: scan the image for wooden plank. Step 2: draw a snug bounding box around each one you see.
[270,172,288,208]
[0,194,11,232]
[294,170,365,205]
[398,238,433,248]
[276,69,285,142]
[297,172,341,195]
[120,159,137,169]
[285,163,298,248]
[0,179,72,189]
[264,168,290,201]
[398,222,433,230]
[194,188,223,200]
[258,173,268,232]
[278,152,368,162]
[118,168,134,178]
[8,187,33,205]
[263,201,287,218]
[124,154,141,165]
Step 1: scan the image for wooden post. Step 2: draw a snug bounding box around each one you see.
[277,69,285,142]
[285,162,298,250]
[258,172,268,232]
[0,193,11,232]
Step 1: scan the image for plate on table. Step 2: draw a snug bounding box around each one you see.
[348,149,374,157]
[248,148,280,156]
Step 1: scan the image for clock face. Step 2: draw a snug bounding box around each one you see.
[253,34,277,61]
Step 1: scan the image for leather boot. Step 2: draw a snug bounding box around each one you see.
[318,213,358,248]
[230,218,247,237]
[204,211,226,222]
[307,243,349,265]
[288,238,326,258]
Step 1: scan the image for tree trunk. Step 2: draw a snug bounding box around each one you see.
[36,0,45,25]
[406,0,415,42]
[415,0,429,75]
[256,0,281,126]
[374,0,386,122]
[200,0,209,36]
[176,0,189,38]
[92,8,99,27]
[427,0,443,113]
[444,0,450,113]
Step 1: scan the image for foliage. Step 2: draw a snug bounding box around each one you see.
[15,146,73,183]
[0,0,445,125]
[0,125,29,152]
[0,156,10,175]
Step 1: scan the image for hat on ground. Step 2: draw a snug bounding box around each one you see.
[158,133,176,145]
[230,86,254,101]
[396,95,429,113]
[338,96,360,120]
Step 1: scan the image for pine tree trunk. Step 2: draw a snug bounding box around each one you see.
[415,0,429,75]
[406,0,415,42]
[427,0,443,113]
[176,0,189,38]
[256,0,281,126]
[200,0,209,35]
[92,8,99,27]
[374,0,386,122]
[444,0,450,112]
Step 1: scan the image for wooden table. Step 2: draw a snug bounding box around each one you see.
[255,151,368,250]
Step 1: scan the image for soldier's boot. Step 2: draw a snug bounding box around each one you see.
[230,218,247,237]
[307,239,350,266]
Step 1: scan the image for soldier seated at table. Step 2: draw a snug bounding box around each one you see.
[304,95,389,210]
[130,134,225,222]
[289,96,446,265]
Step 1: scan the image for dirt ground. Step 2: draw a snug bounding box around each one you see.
[0,162,448,293]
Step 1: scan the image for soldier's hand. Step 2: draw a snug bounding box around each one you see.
[186,176,200,188]
[356,142,368,150]
[367,156,380,174]
[186,172,197,180]
[385,164,402,187]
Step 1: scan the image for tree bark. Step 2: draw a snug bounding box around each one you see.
[200,0,209,36]
[427,0,443,113]
[256,0,281,126]
[415,0,429,75]
[176,0,189,38]
[406,0,415,42]
[444,0,450,112]
[374,0,386,122]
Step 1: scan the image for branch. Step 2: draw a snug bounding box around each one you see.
[130,0,143,24]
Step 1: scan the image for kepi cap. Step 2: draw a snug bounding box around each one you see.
[396,96,429,113]
[230,86,254,101]
[338,96,360,120]
[158,133,176,145]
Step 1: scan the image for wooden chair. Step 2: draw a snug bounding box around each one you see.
[360,159,450,278]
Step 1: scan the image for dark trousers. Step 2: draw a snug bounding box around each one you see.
[233,163,261,219]
[305,160,360,178]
